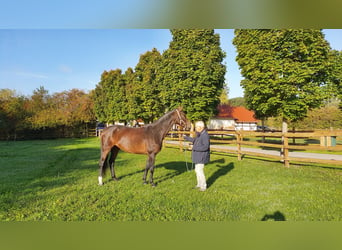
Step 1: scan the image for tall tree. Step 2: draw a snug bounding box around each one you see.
[94,69,127,124]
[124,67,138,122]
[328,50,342,109]
[134,48,163,123]
[107,69,127,123]
[160,29,226,122]
[93,71,109,123]
[233,29,331,126]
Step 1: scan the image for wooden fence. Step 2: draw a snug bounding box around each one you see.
[164,129,342,167]
[0,125,97,141]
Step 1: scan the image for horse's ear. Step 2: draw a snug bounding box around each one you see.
[177,106,183,111]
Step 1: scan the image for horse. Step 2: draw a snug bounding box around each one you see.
[98,107,190,187]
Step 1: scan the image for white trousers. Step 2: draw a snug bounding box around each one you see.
[195,163,207,190]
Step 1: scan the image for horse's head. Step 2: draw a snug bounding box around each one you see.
[174,107,190,129]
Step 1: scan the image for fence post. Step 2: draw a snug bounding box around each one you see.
[178,129,183,152]
[237,131,242,161]
[281,120,290,167]
[283,132,290,168]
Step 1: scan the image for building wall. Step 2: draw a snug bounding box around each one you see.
[208,119,236,130]
[209,119,258,131]
[235,122,258,131]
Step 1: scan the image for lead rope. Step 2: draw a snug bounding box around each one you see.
[181,130,193,172]
[175,111,193,171]
[179,126,189,171]
[183,146,194,172]
[183,146,190,171]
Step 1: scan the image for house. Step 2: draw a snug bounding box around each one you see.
[208,104,259,131]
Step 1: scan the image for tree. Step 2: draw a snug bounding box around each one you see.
[233,29,331,126]
[123,67,138,122]
[327,50,342,109]
[160,29,226,122]
[107,69,128,123]
[93,50,164,124]
[229,97,246,107]
[94,69,127,124]
[134,48,164,123]
[292,101,342,129]
[28,88,95,130]
[0,87,95,139]
[29,86,50,113]
[219,83,229,104]
[0,89,29,139]
[60,89,95,127]
[93,72,109,123]
[27,86,54,129]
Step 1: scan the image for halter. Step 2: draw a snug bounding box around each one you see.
[175,109,186,126]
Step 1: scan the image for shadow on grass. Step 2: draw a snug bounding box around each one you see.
[261,211,286,221]
[154,158,235,187]
[207,161,234,188]
[154,161,188,185]
[22,146,101,193]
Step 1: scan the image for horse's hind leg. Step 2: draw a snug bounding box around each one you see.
[98,147,111,186]
[109,146,120,181]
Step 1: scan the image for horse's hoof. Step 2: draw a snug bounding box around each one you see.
[151,183,157,187]
[110,178,119,182]
[99,176,103,186]
[98,176,104,186]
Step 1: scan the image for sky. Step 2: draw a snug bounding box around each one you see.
[0,29,173,95]
[0,29,342,98]
[1,29,341,99]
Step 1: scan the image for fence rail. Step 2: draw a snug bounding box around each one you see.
[164,130,342,167]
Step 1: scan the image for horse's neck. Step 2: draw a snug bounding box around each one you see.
[151,112,176,141]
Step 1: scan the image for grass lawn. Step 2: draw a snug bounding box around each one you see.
[0,137,341,221]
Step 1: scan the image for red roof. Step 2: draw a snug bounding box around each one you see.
[214,104,259,122]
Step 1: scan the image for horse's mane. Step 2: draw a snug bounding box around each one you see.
[145,110,175,128]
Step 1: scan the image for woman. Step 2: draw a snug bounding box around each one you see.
[184,121,210,191]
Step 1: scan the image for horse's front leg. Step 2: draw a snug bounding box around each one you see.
[148,153,156,187]
[149,165,156,187]
[143,158,149,185]
[143,153,156,187]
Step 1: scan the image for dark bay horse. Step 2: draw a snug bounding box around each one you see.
[98,107,189,186]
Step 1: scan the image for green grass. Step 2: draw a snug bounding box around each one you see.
[0,138,341,221]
